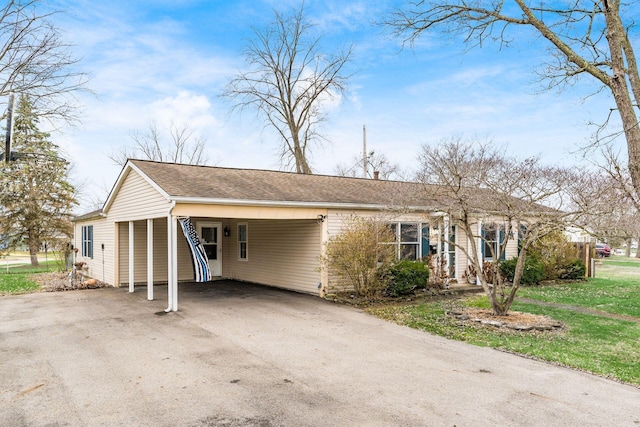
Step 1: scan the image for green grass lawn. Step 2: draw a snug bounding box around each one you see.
[368,256,640,386]
[0,260,59,295]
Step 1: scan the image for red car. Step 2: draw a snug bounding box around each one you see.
[595,243,611,258]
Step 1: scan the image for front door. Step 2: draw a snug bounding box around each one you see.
[197,222,222,277]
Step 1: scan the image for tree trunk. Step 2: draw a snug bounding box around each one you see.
[604,4,640,206]
[625,238,632,257]
[28,229,40,267]
[293,141,312,174]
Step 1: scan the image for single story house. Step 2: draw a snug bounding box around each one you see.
[72,159,519,311]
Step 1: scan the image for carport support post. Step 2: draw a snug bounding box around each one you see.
[171,215,178,311]
[129,221,134,293]
[166,214,178,312]
[147,218,154,301]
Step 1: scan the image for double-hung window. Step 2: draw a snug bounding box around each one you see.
[399,223,419,259]
[385,222,430,261]
[82,225,93,259]
[237,223,248,261]
[482,223,505,261]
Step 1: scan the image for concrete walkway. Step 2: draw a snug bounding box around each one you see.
[1,281,639,426]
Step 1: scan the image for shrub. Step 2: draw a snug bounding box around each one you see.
[528,231,581,280]
[556,259,586,280]
[322,216,397,297]
[386,260,430,297]
[499,256,544,286]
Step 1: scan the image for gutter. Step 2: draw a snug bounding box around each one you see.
[169,196,436,212]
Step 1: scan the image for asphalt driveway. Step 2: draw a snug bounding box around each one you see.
[1,281,639,426]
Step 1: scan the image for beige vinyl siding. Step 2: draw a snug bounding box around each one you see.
[152,218,168,282]
[107,169,170,222]
[222,219,322,295]
[505,235,519,260]
[326,210,425,237]
[74,217,115,285]
[455,226,468,283]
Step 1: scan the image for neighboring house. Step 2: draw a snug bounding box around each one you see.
[72,159,519,311]
[565,226,594,243]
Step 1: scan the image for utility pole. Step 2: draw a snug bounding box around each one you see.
[5,92,15,163]
[362,124,367,178]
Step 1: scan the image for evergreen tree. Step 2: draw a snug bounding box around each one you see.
[0,94,76,266]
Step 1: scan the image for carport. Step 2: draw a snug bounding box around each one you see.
[114,206,327,312]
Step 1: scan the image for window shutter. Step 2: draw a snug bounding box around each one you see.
[421,225,430,259]
[88,225,93,259]
[481,225,486,259]
[499,227,506,260]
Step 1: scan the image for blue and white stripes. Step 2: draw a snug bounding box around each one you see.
[178,217,212,282]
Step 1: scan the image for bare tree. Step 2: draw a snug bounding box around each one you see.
[386,1,640,207]
[0,0,87,124]
[592,146,640,257]
[223,4,353,174]
[109,122,209,166]
[335,150,409,181]
[418,137,592,315]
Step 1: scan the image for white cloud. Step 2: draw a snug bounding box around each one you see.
[149,91,218,129]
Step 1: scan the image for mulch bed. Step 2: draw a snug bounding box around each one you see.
[29,272,109,292]
[446,308,565,332]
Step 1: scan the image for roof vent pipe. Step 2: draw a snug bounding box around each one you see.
[373,171,379,180]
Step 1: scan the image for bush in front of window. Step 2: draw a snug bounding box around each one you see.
[499,256,544,286]
[322,216,397,298]
[385,260,430,297]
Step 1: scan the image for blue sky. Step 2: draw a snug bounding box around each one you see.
[45,0,621,211]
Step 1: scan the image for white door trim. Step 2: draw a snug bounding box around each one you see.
[197,221,222,277]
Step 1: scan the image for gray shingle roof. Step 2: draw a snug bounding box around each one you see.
[130,159,435,209]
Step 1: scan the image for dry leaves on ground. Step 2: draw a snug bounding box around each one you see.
[447,308,565,332]
[30,272,108,292]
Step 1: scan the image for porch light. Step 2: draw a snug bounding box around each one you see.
[317,214,326,223]
[224,226,230,237]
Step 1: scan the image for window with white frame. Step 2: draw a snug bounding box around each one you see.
[82,225,93,259]
[384,222,430,260]
[237,223,248,260]
[482,223,506,261]
[400,222,419,259]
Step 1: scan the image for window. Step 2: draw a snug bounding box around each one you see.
[384,222,430,261]
[82,225,93,259]
[482,223,505,261]
[237,223,248,260]
[399,223,419,260]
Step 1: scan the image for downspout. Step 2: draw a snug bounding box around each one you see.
[165,201,176,312]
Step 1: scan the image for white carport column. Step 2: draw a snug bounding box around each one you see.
[147,218,154,301]
[171,215,178,311]
[128,221,134,293]
[166,214,179,312]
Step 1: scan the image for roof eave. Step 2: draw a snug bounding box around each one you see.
[170,196,435,212]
